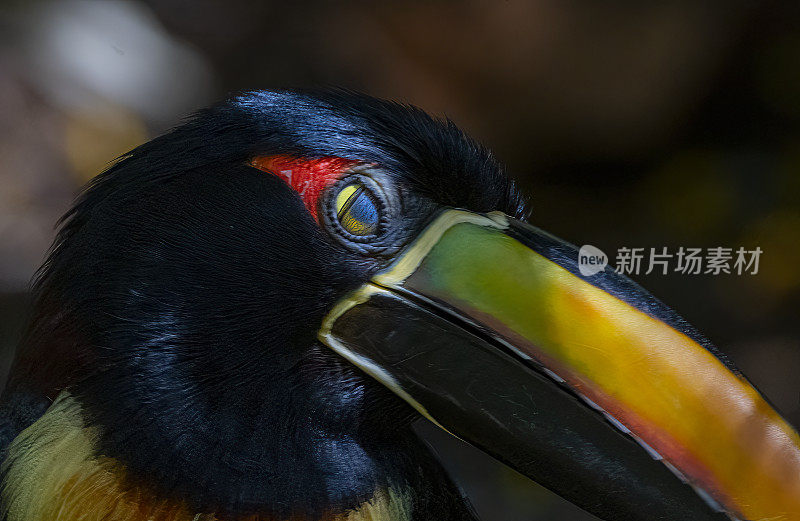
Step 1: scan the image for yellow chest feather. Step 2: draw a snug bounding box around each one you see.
[0,394,410,521]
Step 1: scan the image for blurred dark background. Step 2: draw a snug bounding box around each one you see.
[1,1,798,519]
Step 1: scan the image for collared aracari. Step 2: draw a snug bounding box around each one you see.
[0,90,798,521]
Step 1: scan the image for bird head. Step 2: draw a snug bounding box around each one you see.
[10,90,800,521]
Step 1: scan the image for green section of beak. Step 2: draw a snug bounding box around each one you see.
[320,209,800,521]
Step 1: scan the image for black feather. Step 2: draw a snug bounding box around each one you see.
[1,89,527,519]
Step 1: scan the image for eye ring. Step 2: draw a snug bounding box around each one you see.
[320,166,398,253]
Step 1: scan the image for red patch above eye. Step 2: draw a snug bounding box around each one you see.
[250,155,358,219]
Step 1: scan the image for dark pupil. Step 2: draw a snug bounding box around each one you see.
[338,186,379,236]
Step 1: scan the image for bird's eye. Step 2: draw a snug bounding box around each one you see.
[335,183,380,236]
[321,167,401,255]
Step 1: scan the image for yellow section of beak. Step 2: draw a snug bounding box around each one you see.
[540,265,800,519]
[381,212,800,520]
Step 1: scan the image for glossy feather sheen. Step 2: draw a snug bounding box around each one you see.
[0,90,519,520]
[0,394,412,521]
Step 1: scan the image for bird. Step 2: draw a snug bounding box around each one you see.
[0,89,798,521]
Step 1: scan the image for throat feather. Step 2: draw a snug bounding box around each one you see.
[0,393,411,521]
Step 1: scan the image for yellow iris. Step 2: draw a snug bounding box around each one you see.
[335,184,379,236]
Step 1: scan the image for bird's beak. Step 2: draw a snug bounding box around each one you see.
[319,209,800,521]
